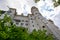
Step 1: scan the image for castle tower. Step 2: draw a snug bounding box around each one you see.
[31,6,60,40]
[31,6,47,30]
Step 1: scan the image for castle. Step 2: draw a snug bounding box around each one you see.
[0,6,60,40]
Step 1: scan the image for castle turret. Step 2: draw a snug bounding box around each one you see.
[31,6,40,15]
[7,8,17,19]
[31,6,47,30]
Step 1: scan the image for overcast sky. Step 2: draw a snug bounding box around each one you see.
[0,0,60,29]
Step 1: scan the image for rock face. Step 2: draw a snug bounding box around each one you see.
[1,6,60,40]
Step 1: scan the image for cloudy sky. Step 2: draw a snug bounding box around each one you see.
[0,0,60,29]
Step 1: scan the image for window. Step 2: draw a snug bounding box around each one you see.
[14,19,20,22]
[42,26,45,28]
[32,21,33,23]
[38,17,40,19]
[21,23,24,25]
[37,24,38,25]
[33,25,34,27]
[8,10,11,13]
[16,22,19,25]
[26,20,28,22]
[35,13,37,14]
[22,20,24,22]
[31,18,33,20]
[25,24,28,26]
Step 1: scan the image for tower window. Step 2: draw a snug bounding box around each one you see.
[32,21,33,23]
[37,24,38,25]
[31,18,33,20]
[33,25,34,27]
[38,17,40,19]
[42,26,45,28]
[35,13,37,14]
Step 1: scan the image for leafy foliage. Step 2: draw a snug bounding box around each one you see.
[34,0,60,7]
[0,14,54,40]
[0,10,1,13]
[53,0,60,7]
[0,10,5,16]
[34,0,40,3]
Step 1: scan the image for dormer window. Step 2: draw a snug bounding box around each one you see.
[32,21,33,23]
[37,24,38,25]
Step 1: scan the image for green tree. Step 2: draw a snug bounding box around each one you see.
[0,10,2,16]
[34,0,40,3]
[53,0,60,7]
[0,10,5,16]
[34,0,60,7]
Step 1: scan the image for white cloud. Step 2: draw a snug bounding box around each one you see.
[37,0,60,28]
[6,0,36,15]
[0,0,60,28]
[51,6,60,28]
[37,0,54,18]
[0,0,8,11]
